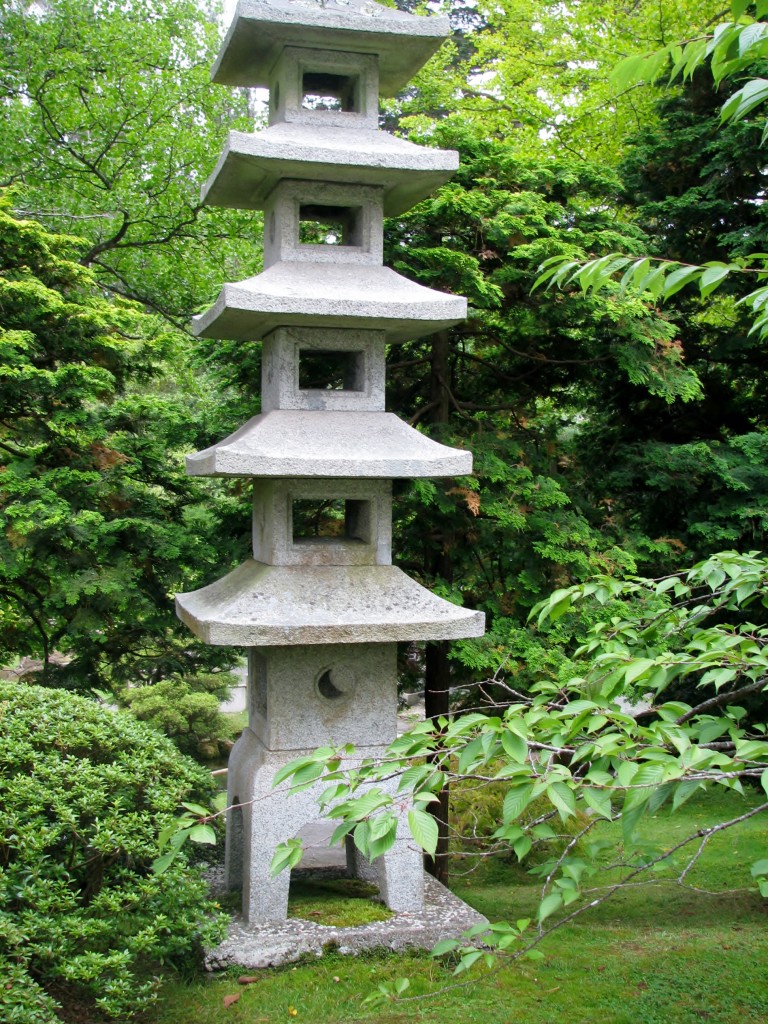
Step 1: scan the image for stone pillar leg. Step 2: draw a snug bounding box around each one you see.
[225,731,289,924]
[376,830,425,913]
[346,819,424,913]
[224,729,252,892]
[240,797,293,923]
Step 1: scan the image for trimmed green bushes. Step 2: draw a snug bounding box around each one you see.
[0,683,226,1021]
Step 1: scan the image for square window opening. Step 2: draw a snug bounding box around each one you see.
[292,499,371,544]
[299,204,361,247]
[299,349,365,391]
[302,72,358,112]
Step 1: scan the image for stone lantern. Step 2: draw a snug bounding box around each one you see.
[177,0,485,925]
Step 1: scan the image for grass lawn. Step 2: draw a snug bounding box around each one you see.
[152,788,767,1024]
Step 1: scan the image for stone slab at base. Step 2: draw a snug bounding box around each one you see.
[204,868,487,971]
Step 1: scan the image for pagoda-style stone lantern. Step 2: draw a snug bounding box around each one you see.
[177,0,485,925]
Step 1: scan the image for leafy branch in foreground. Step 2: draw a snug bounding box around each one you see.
[534,6,768,329]
[533,252,768,334]
[612,3,768,136]
[271,550,768,990]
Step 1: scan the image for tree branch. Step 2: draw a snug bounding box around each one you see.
[676,676,768,724]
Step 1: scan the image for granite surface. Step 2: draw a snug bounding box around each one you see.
[204,867,488,970]
[212,0,450,95]
[186,410,473,477]
[176,561,486,646]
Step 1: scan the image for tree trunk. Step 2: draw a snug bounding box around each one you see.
[424,640,451,882]
[423,329,453,884]
[430,330,451,424]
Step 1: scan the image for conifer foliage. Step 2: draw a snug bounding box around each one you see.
[0,195,236,689]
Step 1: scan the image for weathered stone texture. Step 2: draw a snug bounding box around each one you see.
[192,262,467,342]
[176,561,485,646]
[201,125,458,215]
[185,411,473,477]
[212,0,450,95]
[251,478,392,567]
[261,327,386,413]
[246,643,397,749]
[225,730,424,922]
[177,0,485,928]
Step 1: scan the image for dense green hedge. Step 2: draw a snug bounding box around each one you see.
[0,683,227,1021]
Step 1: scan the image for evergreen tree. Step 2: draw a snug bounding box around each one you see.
[0,195,245,690]
[572,69,768,566]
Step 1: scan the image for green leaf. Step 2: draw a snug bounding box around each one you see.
[329,820,355,847]
[582,786,612,820]
[611,48,670,87]
[151,851,177,875]
[532,257,577,291]
[672,780,702,811]
[291,761,326,787]
[537,892,563,924]
[699,264,733,298]
[368,826,398,861]
[432,938,460,956]
[269,839,304,877]
[333,789,391,821]
[720,78,768,125]
[408,808,439,856]
[180,801,211,816]
[547,781,576,820]
[188,823,217,845]
[697,718,730,743]
[273,756,318,788]
[524,948,546,961]
[501,728,528,763]
[621,800,648,844]
[619,257,651,294]
[503,783,535,822]
[624,658,657,685]
[610,53,647,88]
[397,763,433,793]
[454,949,484,975]
[637,264,668,299]
[700,667,737,690]
[513,834,533,861]
[353,820,371,858]
[662,265,701,299]
[535,587,577,626]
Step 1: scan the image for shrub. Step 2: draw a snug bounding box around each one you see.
[0,683,227,1021]
[120,671,237,760]
[450,773,589,867]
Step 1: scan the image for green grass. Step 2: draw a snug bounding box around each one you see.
[151,788,768,1024]
[288,876,394,927]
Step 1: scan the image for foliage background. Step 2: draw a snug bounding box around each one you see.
[2,0,768,1015]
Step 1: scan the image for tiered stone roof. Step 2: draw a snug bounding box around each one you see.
[177,0,483,650]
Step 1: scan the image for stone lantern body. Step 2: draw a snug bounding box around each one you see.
[177,0,485,925]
